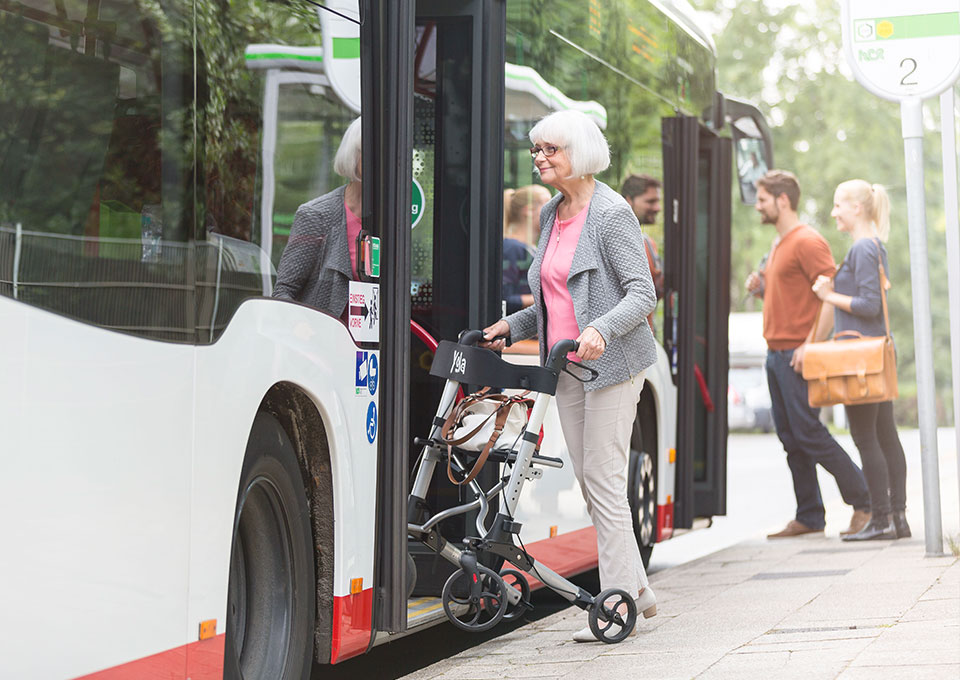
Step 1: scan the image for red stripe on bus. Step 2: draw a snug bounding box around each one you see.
[522,526,598,589]
[522,503,675,589]
[73,634,225,680]
[657,501,674,541]
[330,588,374,664]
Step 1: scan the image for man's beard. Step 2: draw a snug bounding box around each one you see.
[759,207,779,225]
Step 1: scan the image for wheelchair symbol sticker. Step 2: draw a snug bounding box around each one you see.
[366,401,377,443]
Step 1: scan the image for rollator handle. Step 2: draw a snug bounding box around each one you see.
[545,339,579,370]
[458,329,485,346]
[459,329,511,347]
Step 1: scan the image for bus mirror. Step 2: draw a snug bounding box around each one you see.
[732,126,769,206]
[724,97,774,205]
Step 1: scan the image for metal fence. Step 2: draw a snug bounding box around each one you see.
[0,225,275,343]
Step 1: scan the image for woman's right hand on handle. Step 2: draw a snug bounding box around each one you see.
[480,319,510,351]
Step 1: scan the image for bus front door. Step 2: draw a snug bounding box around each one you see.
[405,0,506,600]
[662,115,732,529]
[368,0,506,634]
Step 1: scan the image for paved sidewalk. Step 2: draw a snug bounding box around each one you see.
[401,436,960,680]
[401,537,958,680]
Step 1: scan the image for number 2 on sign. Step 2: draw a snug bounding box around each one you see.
[900,58,918,86]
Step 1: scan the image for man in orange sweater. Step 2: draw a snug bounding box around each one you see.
[746,170,871,538]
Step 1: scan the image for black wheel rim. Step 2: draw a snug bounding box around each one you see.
[636,451,656,547]
[228,476,295,678]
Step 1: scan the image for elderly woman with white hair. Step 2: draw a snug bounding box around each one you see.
[273,116,362,316]
[482,110,659,641]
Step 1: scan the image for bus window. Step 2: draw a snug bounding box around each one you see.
[197,0,358,340]
[0,0,192,341]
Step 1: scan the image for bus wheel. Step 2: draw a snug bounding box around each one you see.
[628,418,657,568]
[225,412,315,680]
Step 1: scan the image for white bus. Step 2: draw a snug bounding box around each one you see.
[0,0,771,678]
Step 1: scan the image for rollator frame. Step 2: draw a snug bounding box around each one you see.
[407,329,638,643]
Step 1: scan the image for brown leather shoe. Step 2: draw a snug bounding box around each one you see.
[767,520,823,538]
[839,510,871,536]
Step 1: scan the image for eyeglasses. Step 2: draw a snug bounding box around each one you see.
[529,144,561,159]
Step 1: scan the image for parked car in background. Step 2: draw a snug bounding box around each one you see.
[728,365,774,432]
[727,312,773,432]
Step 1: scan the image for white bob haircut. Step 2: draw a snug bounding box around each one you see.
[334,116,362,182]
[528,110,610,178]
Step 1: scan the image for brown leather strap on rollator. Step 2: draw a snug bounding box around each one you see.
[439,390,534,486]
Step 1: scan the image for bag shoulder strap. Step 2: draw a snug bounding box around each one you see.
[447,399,514,485]
[873,237,892,340]
[441,389,536,486]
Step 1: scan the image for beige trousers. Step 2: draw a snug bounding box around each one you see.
[555,370,649,595]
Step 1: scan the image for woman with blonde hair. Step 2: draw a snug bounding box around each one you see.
[812,179,910,541]
[502,184,552,313]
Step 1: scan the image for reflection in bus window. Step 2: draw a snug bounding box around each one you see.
[272,117,362,319]
[502,185,551,315]
[199,0,356,338]
[0,1,193,341]
[0,0,362,342]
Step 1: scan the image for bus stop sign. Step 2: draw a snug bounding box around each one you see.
[842,0,960,102]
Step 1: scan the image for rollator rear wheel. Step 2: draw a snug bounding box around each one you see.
[588,588,637,643]
[482,569,531,622]
[441,564,508,632]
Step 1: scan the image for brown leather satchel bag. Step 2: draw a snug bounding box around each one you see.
[802,242,898,408]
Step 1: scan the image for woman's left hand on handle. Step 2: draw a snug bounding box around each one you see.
[576,326,606,361]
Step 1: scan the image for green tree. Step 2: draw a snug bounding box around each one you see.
[693,0,955,424]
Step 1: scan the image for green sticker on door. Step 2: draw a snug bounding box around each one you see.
[412,178,425,229]
[370,236,380,278]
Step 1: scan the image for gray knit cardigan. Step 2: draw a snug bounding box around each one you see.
[272,185,352,317]
[503,180,658,391]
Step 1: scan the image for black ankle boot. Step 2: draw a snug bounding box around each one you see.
[892,511,912,538]
[842,515,896,541]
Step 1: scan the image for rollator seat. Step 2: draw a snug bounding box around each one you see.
[430,340,561,395]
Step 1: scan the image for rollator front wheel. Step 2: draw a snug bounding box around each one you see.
[441,564,508,632]
[588,588,637,643]
[482,569,531,622]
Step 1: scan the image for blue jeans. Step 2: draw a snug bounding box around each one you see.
[766,349,871,529]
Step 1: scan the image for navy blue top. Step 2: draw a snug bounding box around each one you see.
[503,237,535,314]
[833,238,890,339]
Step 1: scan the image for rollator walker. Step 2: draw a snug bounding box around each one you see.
[407,330,639,643]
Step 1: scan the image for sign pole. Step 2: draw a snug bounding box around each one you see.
[940,86,960,528]
[841,0,960,556]
[901,99,945,555]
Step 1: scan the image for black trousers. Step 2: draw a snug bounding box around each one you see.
[845,400,908,516]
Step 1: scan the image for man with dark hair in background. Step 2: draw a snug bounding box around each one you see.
[746,169,871,539]
[622,174,664,330]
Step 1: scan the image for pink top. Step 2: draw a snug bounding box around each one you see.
[541,202,589,360]
[345,202,362,280]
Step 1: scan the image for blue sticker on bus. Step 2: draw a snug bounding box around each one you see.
[366,401,378,443]
[356,351,368,393]
[368,354,378,396]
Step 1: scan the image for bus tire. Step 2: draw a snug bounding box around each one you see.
[628,418,657,569]
[225,412,315,680]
